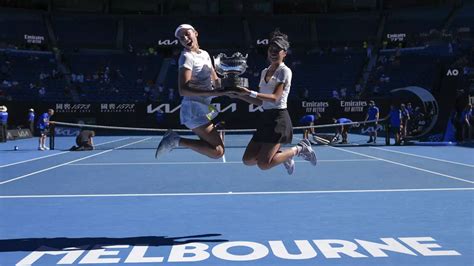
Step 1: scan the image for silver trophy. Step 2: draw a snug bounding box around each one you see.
[213,52,249,90]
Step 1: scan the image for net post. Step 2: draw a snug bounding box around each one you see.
[49,123,55,150]
[385,119,390,146]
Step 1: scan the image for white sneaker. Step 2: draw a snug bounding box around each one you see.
[155,130,180,159]
[43,146,50,150]
[283,158,295,175]
[38,146,45,151]
[297,139,317,166]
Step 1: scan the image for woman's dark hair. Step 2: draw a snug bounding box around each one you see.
[269,28,290,51]
[270,28,288,41]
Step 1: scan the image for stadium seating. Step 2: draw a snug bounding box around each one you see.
[0,51,67,101]
[124,16,182,49]
[451,3,474,31]
[315,12,378,47]
[384,6,451,34]
[64,52,162,102]
[1,4,471,104]
[0,10,48,48]
[52,15,118,49]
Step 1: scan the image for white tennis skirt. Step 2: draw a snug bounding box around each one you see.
[180,99,218,129]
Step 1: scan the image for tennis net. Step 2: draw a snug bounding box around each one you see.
[49,118,389,151]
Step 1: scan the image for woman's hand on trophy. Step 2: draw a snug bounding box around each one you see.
[212,89,228,97]
[225,91,242,99]
[232,86,251,96]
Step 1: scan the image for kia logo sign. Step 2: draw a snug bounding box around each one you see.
[158,39,178,46]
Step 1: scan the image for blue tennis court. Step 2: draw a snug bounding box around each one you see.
[1,135,473,266]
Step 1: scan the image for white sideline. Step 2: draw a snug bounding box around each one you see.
[0,137,131,168]
[371,147,474,168]
[331,147,474,184]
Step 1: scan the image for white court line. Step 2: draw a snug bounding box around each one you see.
[67,159,377,166]
[0,151,70,168]
[370,147,474,168]
[0,137,131,168]
[0,137,152,185]
[331,147,474,184]
[0,187,472,199]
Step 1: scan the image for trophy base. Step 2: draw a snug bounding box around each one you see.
[221,77,249,90]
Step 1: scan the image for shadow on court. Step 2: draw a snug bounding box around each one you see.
[0,234,228,252]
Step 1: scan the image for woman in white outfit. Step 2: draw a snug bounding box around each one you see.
[156,24,225,159]
[230,30,317,175]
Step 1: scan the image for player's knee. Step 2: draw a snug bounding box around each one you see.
[257,161,271,170]
[242,157,257,166]
[209,145,225,159]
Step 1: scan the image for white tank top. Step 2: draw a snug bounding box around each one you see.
[258,63,292,110]
[178,49,214,104]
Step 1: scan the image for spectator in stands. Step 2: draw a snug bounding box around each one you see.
[27,108,35,134]
[39,72,48,80]
[372,85,380,96]
[155,24,226,160]
[340,88,347,99]
[38,86,46,98]
[51,69,58,79]
[303,88,309,99]
[143,84,151,97]
[157,83,164,94]
[389,104,402,145]
[448,42,453,55]
[366,42,373,59]
[37,109,54,151]
[364,100,379,143]
[355,83,362,95]
[0,105,8,142]
[77,73,84,83]
[379,74,390,83]
[332,89,340,100]
[168,88,175,102]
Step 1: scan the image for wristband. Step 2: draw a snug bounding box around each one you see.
[249,90,258,98]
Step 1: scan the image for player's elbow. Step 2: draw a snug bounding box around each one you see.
[269,96,279,103]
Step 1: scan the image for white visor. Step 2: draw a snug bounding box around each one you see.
[174,24,195,38]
